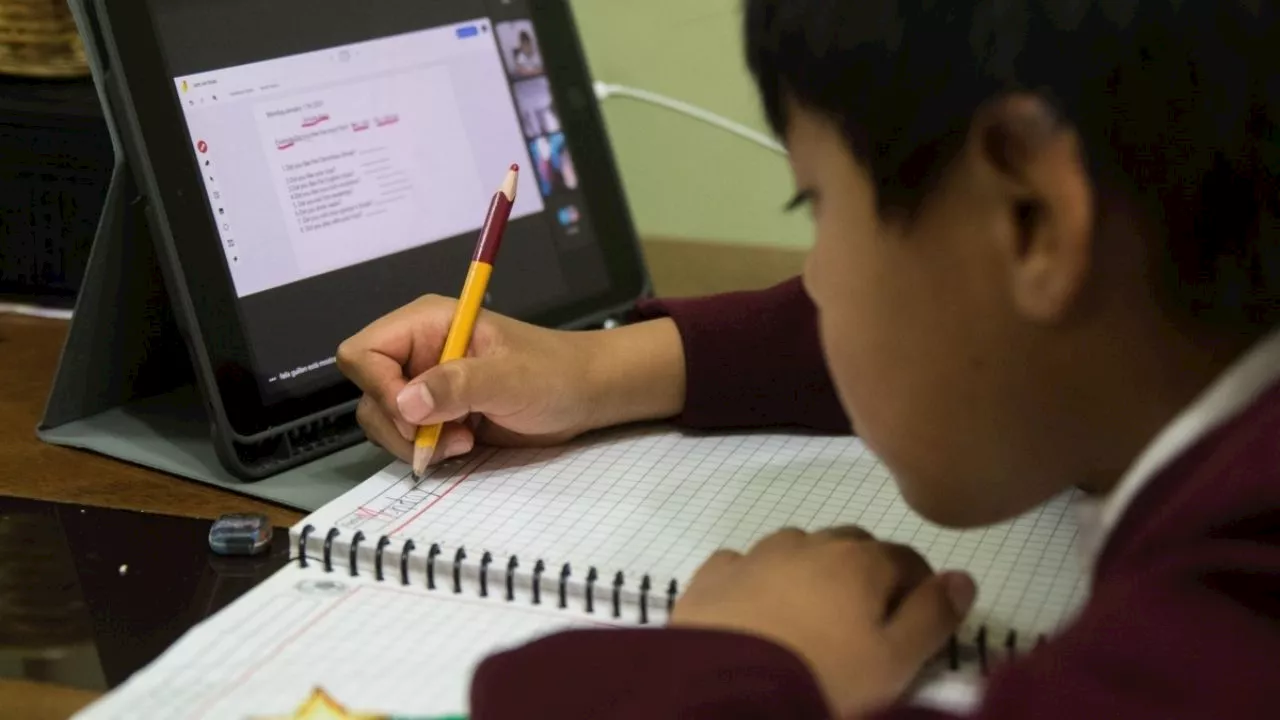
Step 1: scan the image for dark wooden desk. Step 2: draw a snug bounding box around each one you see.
[0,315,305,719]
[0,314,306,528]
[0,236,806,718]
[0,679,99,719]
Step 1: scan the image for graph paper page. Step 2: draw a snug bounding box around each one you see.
[300,426,1087,640]
[73,562,607,720]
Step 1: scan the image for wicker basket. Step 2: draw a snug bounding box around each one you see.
[0,0,89,78]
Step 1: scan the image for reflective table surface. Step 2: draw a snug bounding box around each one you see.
[0,496,289,697]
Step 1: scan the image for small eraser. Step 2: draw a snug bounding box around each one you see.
[209,513,273,556]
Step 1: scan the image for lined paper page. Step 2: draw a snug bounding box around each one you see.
[73,563,607,720]
[300,426,1087,640]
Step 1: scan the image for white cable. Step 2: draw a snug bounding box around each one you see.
[592,80,786,156]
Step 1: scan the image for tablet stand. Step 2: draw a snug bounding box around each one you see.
[37,156,393,512]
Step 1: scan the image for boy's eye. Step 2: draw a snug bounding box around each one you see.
[785,189,815,212]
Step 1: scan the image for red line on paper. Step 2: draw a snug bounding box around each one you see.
[190,586,364,719]
[383,462,482,537]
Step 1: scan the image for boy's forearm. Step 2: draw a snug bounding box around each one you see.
[633,278,851,433]
[581,317,687,430]
[577,278,852,436]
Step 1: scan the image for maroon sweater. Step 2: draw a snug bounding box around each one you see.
[470,279,1280,719]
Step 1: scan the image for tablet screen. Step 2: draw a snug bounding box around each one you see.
[149,0,617,403]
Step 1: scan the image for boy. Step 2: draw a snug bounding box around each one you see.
[336,0,1280,717]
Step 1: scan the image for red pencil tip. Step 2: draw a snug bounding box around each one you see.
[510,163,519,172]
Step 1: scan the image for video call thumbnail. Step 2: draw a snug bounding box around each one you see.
[496,19,543,78]
[529,132,578,197]
[512,76,561,138]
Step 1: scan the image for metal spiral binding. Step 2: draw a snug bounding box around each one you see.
[294,524,674,627]
[479,552,493,597]
[585,567,598,613]
[944,625,1045,674]
[611,572,624,619]
[400,540,415,586]
[453,547,466,594]
[297,524,1046,668]
[976,626,989,674]
[505,556,519,601]
[532,560,545,605]
[348,532,364,578]
[374,536,390,582]
[323,528,340,572]
[427,544,441,589]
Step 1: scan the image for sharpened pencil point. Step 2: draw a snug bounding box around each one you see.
[498,164,519,203]
[412,444,432,479]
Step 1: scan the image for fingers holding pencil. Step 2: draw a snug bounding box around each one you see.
[355,394,475,466]
[411,164,520,477]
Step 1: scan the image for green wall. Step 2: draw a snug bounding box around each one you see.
[569,0,813,249]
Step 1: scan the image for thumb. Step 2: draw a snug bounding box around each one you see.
[883,571,976,665]
[395,356,520,425]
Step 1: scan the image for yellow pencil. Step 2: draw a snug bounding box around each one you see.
[413,164,519,476]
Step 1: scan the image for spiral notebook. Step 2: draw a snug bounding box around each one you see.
[74,426,1087,719]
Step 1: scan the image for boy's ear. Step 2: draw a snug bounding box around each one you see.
[967,94,1095,324]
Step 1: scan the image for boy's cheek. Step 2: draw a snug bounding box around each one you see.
[804,258,866,399]
[801,231,841,313]
[800,246,823,307]
[804,248,858,415]
[804,227,870,383]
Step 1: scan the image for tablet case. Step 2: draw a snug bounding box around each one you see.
[38,0,637,511]
[36,147,391,511]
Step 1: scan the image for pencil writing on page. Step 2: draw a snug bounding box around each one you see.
[412,164,519,477]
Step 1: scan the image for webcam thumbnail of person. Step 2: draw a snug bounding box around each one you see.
[512,76,561,138]
[496,20,544,78]
[528,132,578,197]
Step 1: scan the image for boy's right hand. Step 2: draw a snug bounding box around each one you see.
[336,294,686,466]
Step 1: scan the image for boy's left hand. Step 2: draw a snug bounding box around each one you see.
[670,527,976,718]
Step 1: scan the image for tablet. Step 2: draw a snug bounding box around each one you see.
[92,0,648,479]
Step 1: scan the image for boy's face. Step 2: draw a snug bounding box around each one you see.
[788,100,1095,528]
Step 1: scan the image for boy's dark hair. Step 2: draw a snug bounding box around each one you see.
[745,0,1280,333]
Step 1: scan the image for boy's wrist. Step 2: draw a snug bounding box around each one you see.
[580,317,687,432]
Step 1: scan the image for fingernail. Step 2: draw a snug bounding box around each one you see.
[944,573,977,616]
[444,434,473,459]
[396,384,433,423]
